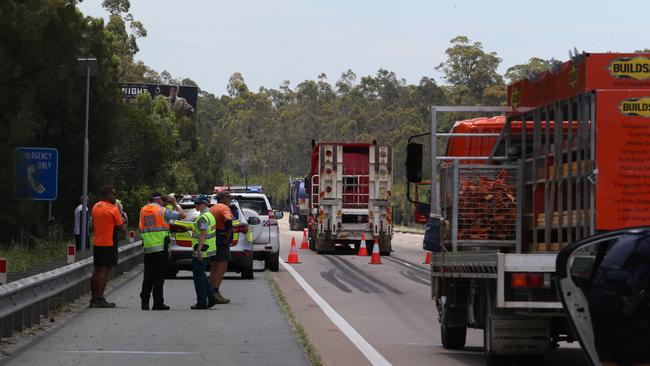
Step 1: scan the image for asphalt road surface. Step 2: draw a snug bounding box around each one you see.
[276,218,589,366]
[1,266,309,366]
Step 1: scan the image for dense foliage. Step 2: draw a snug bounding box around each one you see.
[0,0,553,247]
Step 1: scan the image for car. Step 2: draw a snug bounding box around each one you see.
[230,191,283,272]
[167,196,260,279]
[556,227,650,365]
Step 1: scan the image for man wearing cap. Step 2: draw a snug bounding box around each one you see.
[166,85,194,116]
[190,195,217,309]
[209,191,235,304]
[139,192,186,310]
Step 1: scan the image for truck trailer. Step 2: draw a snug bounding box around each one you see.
[405,52,650,365]
[307,141,393,254]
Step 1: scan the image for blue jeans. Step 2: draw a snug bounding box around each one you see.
[192,257,214,306]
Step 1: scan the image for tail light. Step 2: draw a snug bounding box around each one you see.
[176,239,192,248]
[232,224,248,246]
[268,210,278,226]
[169,224,188,232]
[510,272,551,288]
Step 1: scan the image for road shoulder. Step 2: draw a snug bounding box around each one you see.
[270,267,369,366]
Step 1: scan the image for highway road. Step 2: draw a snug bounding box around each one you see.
[0,217,590,366]
[0,263,309,366]
[273,217,590,366]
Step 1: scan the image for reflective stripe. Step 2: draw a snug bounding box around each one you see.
[143,244,165,253]
[141,227,168,233]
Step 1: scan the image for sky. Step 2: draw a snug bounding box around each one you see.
[78,0,650,96]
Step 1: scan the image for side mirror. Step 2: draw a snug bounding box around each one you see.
[274,210,284,219]
[247,217,261,225]
[406,142,423,183]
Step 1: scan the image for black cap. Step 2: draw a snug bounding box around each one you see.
[151,192,164,200]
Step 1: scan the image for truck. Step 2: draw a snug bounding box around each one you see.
[306,140,393,254]
[287,177,309,231]
[405,52,650,365]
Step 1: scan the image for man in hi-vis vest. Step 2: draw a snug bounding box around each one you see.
[139,192,185,310]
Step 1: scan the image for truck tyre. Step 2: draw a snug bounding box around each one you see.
[439,296,467,350]
[265,252,280,272]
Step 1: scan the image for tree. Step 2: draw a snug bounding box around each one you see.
[505,57,553,83]
[436,36,504,103]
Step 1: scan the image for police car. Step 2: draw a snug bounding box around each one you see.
[167,196,260,279]
[225,186,282,272]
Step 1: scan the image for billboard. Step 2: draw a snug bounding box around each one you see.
[120,82,198,116]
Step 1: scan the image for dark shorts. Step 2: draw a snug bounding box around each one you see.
[589,286,650,364]
[93,245,118,267]
[210,236,231,263]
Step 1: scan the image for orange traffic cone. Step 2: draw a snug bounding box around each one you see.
[369,238,382,264]
[423,251,432,264]
[300,229,309,249]
[286,237,301,264]
[357,233,369,256]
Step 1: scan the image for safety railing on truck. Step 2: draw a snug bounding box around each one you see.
[440,161,522,252]
[342,169,369,208]
[0,241,143,340]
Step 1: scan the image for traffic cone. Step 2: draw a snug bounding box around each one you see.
[369,239,382,265]
[423,251,432,264]
[300,229,309,249]
[357,233,368,256]
[286,237,301,264]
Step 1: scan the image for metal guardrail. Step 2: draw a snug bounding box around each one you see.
[0,241,143,339]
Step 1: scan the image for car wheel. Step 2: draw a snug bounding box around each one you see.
[165,268,178,279]
[241,268,254,279]
[266,252,279,272]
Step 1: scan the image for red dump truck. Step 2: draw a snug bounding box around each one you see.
[307,141,393,254]
[405,52,650,365]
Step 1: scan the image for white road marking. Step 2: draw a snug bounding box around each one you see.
[280,258,392,366]
[64,350,196,355]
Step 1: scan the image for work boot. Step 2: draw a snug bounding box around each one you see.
[152,304,170,311]
[90,297,116,308]
[213,292,230,304]
[207,295,217,309]
[190,303,208,310]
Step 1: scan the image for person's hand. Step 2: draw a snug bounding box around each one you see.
[196,252,203,261]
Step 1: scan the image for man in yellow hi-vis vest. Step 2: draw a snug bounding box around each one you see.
[138,192,185,310]
[191,195,218,310]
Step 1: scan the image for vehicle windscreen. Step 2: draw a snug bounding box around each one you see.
[235,196,269,215]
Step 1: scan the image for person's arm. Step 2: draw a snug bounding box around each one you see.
[114,207,125,230]
[224,219,233,243]
[196,229,206,262]
[168,196,186,219]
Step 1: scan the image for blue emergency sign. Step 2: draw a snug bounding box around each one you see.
[15,147,59,201]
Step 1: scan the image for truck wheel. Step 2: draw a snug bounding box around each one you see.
[265,252,279,272]
[440,297,467,350]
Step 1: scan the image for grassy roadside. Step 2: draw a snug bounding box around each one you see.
[266,271,323,366]
[0,238,68,273]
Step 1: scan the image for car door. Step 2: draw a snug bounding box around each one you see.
[235,196,271,245]
[556,227,650,366]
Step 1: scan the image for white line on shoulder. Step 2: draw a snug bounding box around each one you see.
[280,258,392,366]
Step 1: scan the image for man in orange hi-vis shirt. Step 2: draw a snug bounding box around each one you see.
[90,185,125,308]
[208,190,234,304]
